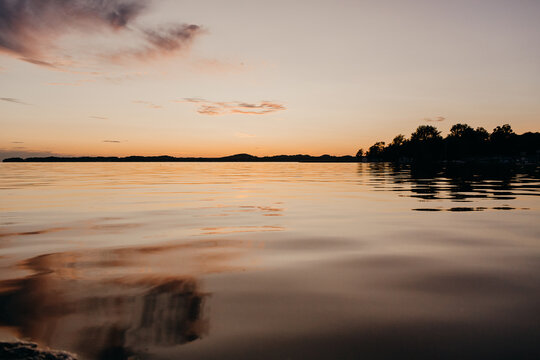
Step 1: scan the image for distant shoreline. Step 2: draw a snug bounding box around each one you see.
[2,154,359,163]
[2,154,538,164]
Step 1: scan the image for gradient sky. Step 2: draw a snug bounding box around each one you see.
[1,0,539,158]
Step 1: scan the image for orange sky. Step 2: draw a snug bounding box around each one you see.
[1,0,540,159]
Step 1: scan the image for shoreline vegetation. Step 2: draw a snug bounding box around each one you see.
[3,123,539,163]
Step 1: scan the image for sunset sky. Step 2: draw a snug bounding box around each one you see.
[1,0,539,159]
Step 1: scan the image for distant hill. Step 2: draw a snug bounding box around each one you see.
[2,154,358,163]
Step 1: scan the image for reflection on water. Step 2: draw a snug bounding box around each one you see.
[359,162,539,210]
[0,272,206,359]
[0,242,220,359]
[0,162,539,359]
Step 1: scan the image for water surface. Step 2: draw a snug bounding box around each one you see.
[1,162,539,359]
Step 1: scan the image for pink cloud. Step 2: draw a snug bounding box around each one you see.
[179,98,286,116]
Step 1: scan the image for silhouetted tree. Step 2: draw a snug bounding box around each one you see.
[411,125,442,142]
[408,125,443,161]
[380,135,407,161]
[490,124,514,140]
[490,124,517,156]
[391,134,406,147]
[475,127,489,141]
[367,142,385,158]
[449,123,474,138]
[446,123,489,159]
[356,148,364,158]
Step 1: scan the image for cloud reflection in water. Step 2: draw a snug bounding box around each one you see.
[0,235,259,359]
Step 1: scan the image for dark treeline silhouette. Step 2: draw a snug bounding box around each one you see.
[359,123,540,162]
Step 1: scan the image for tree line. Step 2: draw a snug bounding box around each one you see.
[358,124,540,162]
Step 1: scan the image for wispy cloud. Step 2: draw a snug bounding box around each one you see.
[424,116,446,122]
[109,24,204,62]
[103,140,122,143]
[235,132,256,138]
[1,97,29,105]
[179,98,286,116]
[0,0,203,68]
[91,116,108,120]
[133,100,162,109]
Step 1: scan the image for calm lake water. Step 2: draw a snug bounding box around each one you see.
[1,162,539,359]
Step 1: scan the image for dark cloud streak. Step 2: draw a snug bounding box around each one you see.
[109,24,204,62]
[424,116,446,122]
[145,24,202,51]
[1,97,28,105]
[0,0,145,57]
[0,0,202,66]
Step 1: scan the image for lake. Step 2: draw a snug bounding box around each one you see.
[1,162,539,359]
